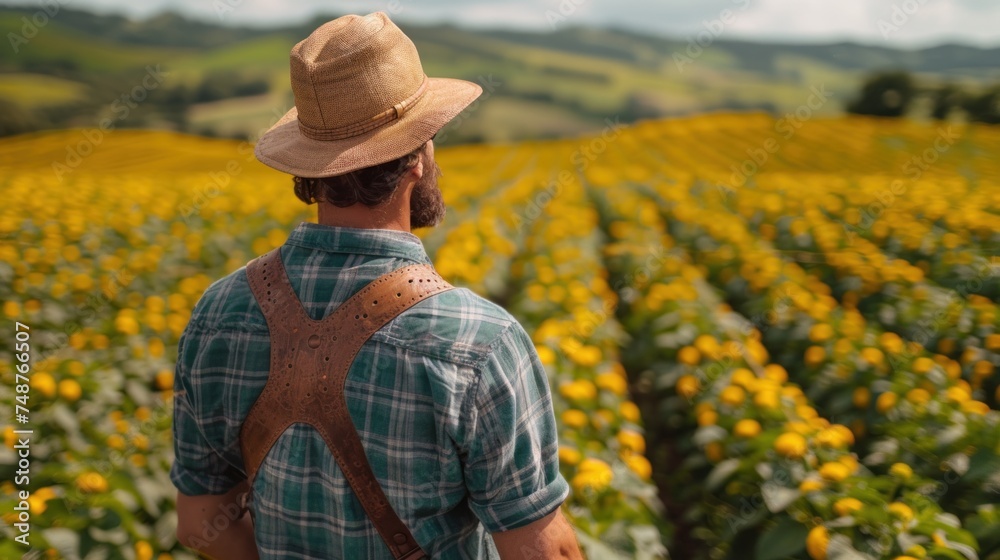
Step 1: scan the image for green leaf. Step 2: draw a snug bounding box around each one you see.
[42,527,80,559]
[761,482,800,513]
[754,516,808,560]
[705,458,741,491]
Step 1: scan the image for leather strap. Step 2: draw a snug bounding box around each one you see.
[240,248,454,560]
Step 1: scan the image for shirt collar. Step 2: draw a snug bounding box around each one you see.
[284,222,432,264]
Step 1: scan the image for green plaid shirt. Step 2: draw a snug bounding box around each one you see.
[170,222,568,559]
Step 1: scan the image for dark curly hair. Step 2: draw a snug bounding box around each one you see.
[292,143,426,207]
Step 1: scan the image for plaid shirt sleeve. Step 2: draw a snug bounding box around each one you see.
[169,296,244,496]
[460,321,569,532]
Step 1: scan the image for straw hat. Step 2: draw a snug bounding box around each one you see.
[254,12,482,177]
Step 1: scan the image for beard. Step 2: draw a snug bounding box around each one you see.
[409,155,446,229]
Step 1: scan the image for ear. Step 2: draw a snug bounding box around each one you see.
[407,153,425,181]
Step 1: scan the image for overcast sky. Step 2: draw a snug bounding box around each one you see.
[25,0,1000,47]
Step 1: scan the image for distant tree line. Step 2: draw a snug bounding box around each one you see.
[846,71,1000,124]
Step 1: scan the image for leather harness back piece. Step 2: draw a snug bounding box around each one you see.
[241,248,454,560]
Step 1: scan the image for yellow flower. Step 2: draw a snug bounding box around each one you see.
[796,405,818,420]
[774,432,808,459]
[136,541,154,560]
[800,479,825,493]
[535,345,556,366]
[3,300,19,317]
[58,379,82,402]
[32,373,57,398]
[559,446,582,466]
[705,442,725,462]
[730,368,756,388]
[719,385,746,407]
[596,371,628,396]
[754,390,780,410]
[906,388,931,405]
[733,419,762,439]
[570,345,602,367]
[571,459,613,493]
[903,544,927,558]
[833,497,863,517]
[876,392,897,413]
[857,347,881,368]
[617,429,646,455]
[155,369,174,391]
[148,338,165,358]
[961,400,989,415]
[912,357,934,374]
[804,346,826,366]
[814,426,852,449]
[75,472,109,494]
[559,380,597,402]
[819,462,851,482]
[28,492,51,515]
[561,410,588,429]
[806,526,829,560]
[763,364,787,383]
[879,332,904,354]
[973,360,994,378]
[67,360,86,376]
[697,409,718,427]
[619,401,641,423]
[888,502,914,523]
[809,324,833,342]
[677,346,701,365]
[115,313,141,336]
[985,333,1000,351]
[625,454,652,480]
[107,434,126,450]
[852,387,871,408]
[676,375,700,399]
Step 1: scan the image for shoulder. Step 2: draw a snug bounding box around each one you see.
[379,286,533,368]
[185,266,260,332]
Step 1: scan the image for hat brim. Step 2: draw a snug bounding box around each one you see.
[254,77,482,177]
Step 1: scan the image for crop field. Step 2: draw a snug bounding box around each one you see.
[1,114,999,559]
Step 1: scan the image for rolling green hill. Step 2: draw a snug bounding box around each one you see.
[1,6,998,143]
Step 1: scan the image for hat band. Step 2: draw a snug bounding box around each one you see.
[298,77,429,141]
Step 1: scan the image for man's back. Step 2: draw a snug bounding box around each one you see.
[171,223,568,558]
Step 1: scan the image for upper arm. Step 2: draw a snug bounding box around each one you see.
[459,322,570,532]
[491,508,582,560]
[169,312,244,496]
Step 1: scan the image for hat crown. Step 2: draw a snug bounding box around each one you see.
[289,12,426,135]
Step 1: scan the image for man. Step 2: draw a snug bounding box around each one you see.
[170,12,582,560]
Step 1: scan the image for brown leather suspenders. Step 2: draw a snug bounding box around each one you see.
[240,248,454,560]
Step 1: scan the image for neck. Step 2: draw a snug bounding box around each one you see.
[316,196,411,232]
